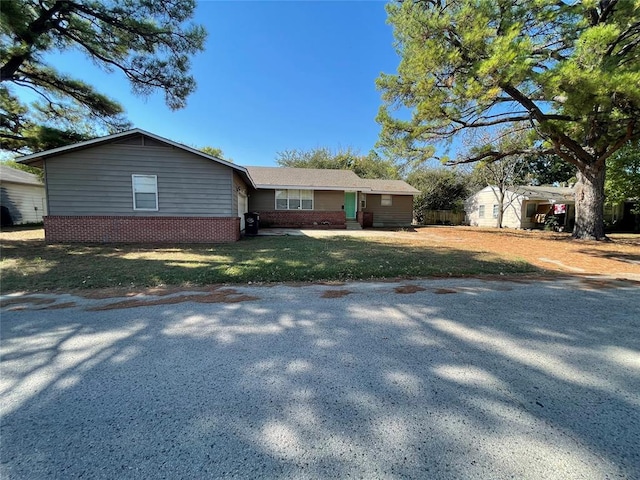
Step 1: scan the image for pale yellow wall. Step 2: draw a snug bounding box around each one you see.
[466,187,523,228]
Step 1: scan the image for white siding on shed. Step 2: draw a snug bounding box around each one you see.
[0,183,47,224]
[466,186,524,228]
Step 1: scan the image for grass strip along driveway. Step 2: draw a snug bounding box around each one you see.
[0,229,535,293]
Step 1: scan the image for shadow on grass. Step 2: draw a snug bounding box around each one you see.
[1,280,638,478]
[576,248,640,264]
[0,235,540,293]
[0,223,44,232]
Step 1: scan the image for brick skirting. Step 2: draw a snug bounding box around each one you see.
[44,216,240,243]
[256,210,346,228]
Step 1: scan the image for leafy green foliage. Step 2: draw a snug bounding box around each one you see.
[605,141,640,212]
[523,154,577,186]
[377,0,640,239]
[1,159,43,180]
[1,0,206,154]
[276,147,400,179]
[407,168,473,221]
[199,146,233,163]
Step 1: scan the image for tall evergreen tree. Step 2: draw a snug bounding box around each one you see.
[377,0,640,239]
[1,0,206,154]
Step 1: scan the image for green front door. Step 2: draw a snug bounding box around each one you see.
[344,192,356,219]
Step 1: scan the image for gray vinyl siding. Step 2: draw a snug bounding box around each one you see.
[0,182,47,224]
[362,194,414,227]
[249,189,344,211]
[45,143,235,216]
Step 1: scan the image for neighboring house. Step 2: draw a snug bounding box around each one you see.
[16,129,418,243]
[247,167,419,228]
[466,185,576,230]
[0,164,47,226]
[604,200,639,232]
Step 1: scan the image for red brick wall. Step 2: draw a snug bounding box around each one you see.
[257,210,346,228]
[44,216,240,243]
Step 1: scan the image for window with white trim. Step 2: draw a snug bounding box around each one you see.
[132,175,158,211]
[275,189,313,210]
[478,205,485,218]
[492,204,499,218]
[360,193,367,209]
[381,194,392,206]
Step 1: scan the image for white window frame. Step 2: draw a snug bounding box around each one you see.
[275,189,314,210]
[132,174,158,211]
[478,205,485,218]
[381,194,392,207]
[492,204,499,219]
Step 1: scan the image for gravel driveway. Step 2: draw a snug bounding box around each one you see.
[2,277,639,479]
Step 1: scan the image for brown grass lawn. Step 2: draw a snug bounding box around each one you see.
[406,226,640,277]
[1,226,639,293]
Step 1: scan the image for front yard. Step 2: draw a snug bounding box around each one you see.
[1,227,638,293]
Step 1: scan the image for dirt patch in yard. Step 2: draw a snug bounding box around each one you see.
[42,302,78,310]
[577,277,640,290]
[0,296,55,308]
[321,290,352,298]
[408,227,640,278]
[87,289,258,311]
[433,288,458,294]
[77,285,215,299]
[395,285,427,294]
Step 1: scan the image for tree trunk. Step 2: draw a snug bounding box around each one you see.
[573,165,606,240]
[497,189,504,228]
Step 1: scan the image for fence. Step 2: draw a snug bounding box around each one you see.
[416,210,465,226]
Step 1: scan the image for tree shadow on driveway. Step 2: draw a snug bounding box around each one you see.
[1,279,639,479]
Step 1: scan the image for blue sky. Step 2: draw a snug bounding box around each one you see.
[46,1,402,166]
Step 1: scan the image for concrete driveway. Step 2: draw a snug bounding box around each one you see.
[2,277,639,479]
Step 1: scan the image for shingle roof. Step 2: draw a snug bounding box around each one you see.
[246,167,362,190]
[0,164,43,186]
[514,185,575,202]
[246,166,419,194]
[364,178,420,194]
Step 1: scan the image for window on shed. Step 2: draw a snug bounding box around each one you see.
[478,205,485,218]
[526,203,537,218]
[381,194,392,206]
[132,175,158,211]
[492,204,499,218]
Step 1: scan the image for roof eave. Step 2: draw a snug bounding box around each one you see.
[368,190,419,195]
[15,128,256,189]
[253,184,373,192]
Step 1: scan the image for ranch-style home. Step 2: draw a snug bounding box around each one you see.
[17,129,418,243]
[246,166,418,229]
[466,185,576,230]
